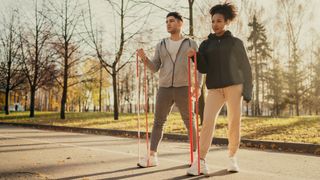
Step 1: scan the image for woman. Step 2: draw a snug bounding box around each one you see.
[186,2,253,175]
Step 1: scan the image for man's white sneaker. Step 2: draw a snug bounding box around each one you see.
[137,155,158,168]
[186,159,209,176]
[227,156,240,172]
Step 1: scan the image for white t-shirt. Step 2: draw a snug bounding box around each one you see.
[167,38,184,62]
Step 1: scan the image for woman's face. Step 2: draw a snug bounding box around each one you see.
[211,13,228,36]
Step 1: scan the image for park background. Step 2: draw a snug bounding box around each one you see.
[0,0,319,146]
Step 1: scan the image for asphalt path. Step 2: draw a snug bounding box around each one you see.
[0,125,319,180]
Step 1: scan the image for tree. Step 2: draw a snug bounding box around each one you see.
[19,0,56,117]
[118,65,132,113]
[0,10,25,115]
[311,47,320,114]
[188,0,195,37]
[279,0,307,116]
[46,0,85,119]
[85,0,151,120]
[247,15,272,116]
[265,58,286,116]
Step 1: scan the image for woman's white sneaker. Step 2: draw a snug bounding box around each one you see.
[137,155,158,168]
[186,159,209,176]
[227,156,239,172]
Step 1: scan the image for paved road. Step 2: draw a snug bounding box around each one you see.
[0,125,319,180]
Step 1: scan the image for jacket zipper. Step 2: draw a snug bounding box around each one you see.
[164,38,188,87]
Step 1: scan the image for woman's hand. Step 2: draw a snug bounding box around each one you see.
[186,48,197,58]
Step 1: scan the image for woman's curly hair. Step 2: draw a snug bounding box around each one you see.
[210,3,237,21]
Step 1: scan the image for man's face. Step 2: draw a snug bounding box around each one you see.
[211,13,229,35]
[166,16,182,34]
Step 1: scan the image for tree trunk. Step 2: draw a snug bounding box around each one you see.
[251,94,255,116]
[60,63,68,119]
[254,53,260,116]
[276,101,280,116]
[25,93,28,111]
[60,86,67,119]
[29,86,36,117]
[261,67,265,116]
[188,0,194,37]
[99,62,102,112]
[309,107,312,115]
[78,97,81,112]
[5,87,10,115]
[296,96,299,116]
[246,103,249,116]
[112,71,119,120]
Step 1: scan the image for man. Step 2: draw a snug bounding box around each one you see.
[136,12,202,167]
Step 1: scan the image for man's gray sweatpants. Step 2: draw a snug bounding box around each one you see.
[150,86,197,152]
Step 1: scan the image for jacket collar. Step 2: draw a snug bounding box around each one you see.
[208,30,233,40]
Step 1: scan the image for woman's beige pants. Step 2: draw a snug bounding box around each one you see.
[200,84,243,159]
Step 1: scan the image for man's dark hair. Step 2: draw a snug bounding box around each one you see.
[210,3,237,21]
[166,12,183,22]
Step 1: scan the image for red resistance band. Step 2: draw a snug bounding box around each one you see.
[188,52,200,174]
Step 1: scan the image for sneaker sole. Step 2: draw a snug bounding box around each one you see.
[227,169,239,173]
[187,172,199,176]
[137,163,157,168]
[187,172,209,176]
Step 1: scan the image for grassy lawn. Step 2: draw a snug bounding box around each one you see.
[0,111,319,144]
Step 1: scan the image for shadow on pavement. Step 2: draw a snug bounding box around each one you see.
[59,165,189,180]
[166,169,233,180]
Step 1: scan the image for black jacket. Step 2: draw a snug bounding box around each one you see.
[196,31,253,102]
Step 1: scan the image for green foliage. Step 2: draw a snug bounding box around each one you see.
[265,58,286,116]
[247,15,272,116]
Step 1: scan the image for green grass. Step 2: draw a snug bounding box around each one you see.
[0,111,319,144]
